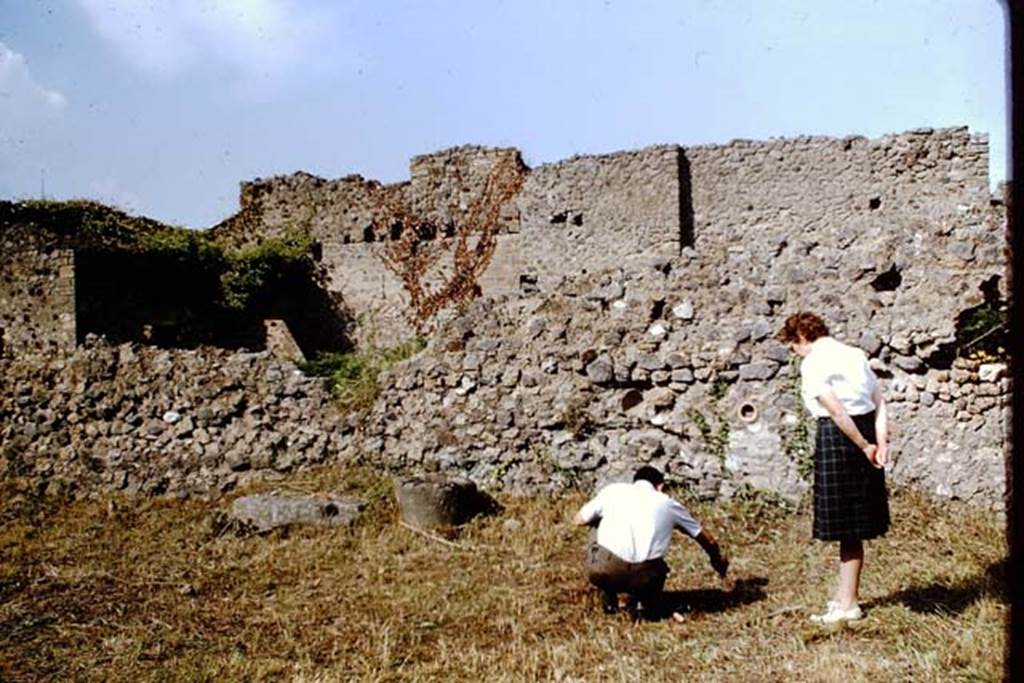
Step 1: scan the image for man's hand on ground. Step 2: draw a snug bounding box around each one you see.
[710,551,729,579]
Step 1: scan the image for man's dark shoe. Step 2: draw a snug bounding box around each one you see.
[601,592,619,614]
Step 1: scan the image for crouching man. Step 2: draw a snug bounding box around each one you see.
[573,466,730,617]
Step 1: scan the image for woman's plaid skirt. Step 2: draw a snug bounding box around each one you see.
[812,412,890,541]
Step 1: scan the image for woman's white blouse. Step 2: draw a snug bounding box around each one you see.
[799,337,878,417]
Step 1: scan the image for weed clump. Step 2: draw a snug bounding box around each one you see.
[298,338,426,412]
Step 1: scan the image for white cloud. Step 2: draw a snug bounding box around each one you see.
[0,42,68,122]
[0,42,69,203]
[74,0,341,81]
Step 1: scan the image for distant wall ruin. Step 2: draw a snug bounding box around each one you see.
[210,127,998,348]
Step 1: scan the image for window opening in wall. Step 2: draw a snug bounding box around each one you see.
[389,222,403,240]
[955,275,1007,362]
[869,197,881,210]
[363,225,375,242]
[869,264,902,292]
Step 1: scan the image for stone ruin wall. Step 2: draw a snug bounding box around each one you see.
[352,141,1007,508]
[685,128,999,340]
[355,278,1008,508]
[0,126,1009,509]
[0,225,77,356]
[279,125,1002,509]
[210,145,683,343]
[0,342,355,500]
[671,128,1006,505]
[213,129,998,352]
[515,145,682,290]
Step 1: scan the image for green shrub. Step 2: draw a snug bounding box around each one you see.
[219,233,315,310]
[299,338,426,412]
[9,200,321,317]
[956,301,1007,362]
[138,228,219,258]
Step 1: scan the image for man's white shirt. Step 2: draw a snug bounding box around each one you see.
[577,480,702,563]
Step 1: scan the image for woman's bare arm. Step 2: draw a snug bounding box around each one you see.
[872,385,890,466]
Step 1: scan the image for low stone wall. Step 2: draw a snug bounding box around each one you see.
[0,342,356,499]
[0,273,1006,508]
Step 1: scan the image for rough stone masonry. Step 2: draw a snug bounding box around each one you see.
[0,126,1009,508]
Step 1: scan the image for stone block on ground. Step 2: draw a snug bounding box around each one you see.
[229,493,366,532]
[394,474,500,529]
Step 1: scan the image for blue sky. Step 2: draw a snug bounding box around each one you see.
[0,0,1010,228]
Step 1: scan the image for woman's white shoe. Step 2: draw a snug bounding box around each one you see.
[810,603,863,624]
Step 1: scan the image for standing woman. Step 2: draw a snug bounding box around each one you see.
[778,312,890,624]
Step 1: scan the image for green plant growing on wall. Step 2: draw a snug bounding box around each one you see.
[11,199,323,316]
[956,301,1007,363]
[561,398,593,438]
[298,338,426,413]
[138,228,224,267]
[709,379,729,402]
[219,232,316,310]
[488,455,523,487]
[780,356,814,480]
[685,392,730,463]
[686,407,712,443]
[532,445,579,489]
[9,199,180,250]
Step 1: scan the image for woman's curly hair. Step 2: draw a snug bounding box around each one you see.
[777,312,830,344]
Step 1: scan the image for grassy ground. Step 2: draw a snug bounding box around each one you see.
[0,466,1007,682]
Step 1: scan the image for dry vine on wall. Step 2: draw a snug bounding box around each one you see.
[372,151,527,328]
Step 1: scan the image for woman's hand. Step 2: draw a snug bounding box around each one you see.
[862,443,883,469]
[819,392,884,468]
[874,440,890,467]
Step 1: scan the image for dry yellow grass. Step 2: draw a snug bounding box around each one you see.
[0,467,1007,682]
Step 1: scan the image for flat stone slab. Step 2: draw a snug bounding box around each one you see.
[230,494,366,532]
